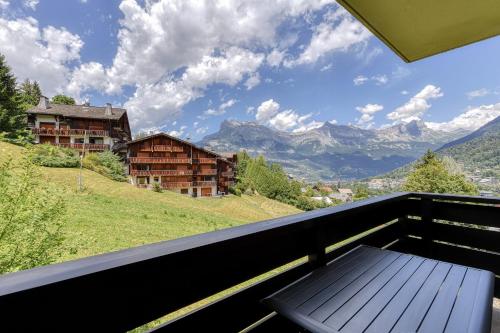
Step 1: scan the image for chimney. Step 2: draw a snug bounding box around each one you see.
[38,96,49,109]
[105,103,112,116]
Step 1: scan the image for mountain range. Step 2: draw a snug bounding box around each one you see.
[199,119,471,181]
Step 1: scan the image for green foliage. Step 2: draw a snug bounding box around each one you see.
[403,150,478,195]
[152,181,163,193]
[353,186,369,201]
[19,79,42,108]
[82,151,127,182]
[51,94,75,105]
[0,158,67,274]
[29,144,80,168]
[0,53,26,138]
[234,151,330,211]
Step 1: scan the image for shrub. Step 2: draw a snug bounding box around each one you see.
[29,144,80,167]
[152,182,163,193]
[0,158,67,273]
[82,151,127,182]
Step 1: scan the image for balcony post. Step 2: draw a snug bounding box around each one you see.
[421,196,434,257]
[308,224,327,269]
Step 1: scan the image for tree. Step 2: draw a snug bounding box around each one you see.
[51,94,75,105]
[19,79,42,108]
[403,150,478,195]
[0,54,25,137]
[0,157,67,274]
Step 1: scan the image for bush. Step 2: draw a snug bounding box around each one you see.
[83,151,127,182]
[0,158,67,273]
[152,182,163,193]
[29,144,80,167]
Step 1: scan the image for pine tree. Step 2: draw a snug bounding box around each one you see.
[0,54,25,137]
[403,150,478,195]
[19,79,42,107]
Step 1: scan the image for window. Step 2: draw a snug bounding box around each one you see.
[74,138,84,144]
[181,188,189,194]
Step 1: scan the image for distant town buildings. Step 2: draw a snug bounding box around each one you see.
[329,188,353,203]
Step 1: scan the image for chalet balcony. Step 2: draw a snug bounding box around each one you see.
[32,128,109,137]
[195,158,217,164]
[221,180,235,186]
[153,145,184,152]
[0,193,498,332]
[221,171,235,177]
[161,181,193,189]
[54,143,110,151]
[129,157,192,164]
[131,170,193,176]
[194,169,217,176]
[193,181,217,187]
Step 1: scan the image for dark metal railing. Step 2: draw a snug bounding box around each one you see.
[0,192,498,332]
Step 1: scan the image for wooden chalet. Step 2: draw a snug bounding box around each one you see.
[27,96,131,154]
[127,133,235,196]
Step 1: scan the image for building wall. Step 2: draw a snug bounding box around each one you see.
[128,135,234,196]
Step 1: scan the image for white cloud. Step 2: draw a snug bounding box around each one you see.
[23,0,38,10]
[353,75,368,86]
[124,47,263,127]
[0,17,83,97]
[67,62,107,99]
[293,120,324,132]
[196,126,208,135]
[269,109,300,131]
[286,8,371,67]
[401,90,409,95]
[256,99,280,123]
[246,106,255,114]
[371,74,388,85]
[203,98,237,117]
[266,49,285,67]
[426,103,500,132]
[387,85,443,122]
[329,119,338,124]
[320,63,333,72]
[356,103,384,127]
[0,0,9,9]
[169,125,187,138]
[467,88,490,99]
[244,73,260,90]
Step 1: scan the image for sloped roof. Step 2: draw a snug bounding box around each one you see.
[337,0,500,62]
[27,103,126,120]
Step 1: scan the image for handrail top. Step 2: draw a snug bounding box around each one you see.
[0,192,411,296]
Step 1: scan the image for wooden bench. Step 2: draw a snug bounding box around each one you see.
[262,245,494,333]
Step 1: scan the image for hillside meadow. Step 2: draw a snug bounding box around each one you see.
[0,141,300,262]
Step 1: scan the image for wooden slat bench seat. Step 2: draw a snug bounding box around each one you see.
[262,245,494,333]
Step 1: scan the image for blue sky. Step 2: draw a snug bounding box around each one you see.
[1,0,499,140]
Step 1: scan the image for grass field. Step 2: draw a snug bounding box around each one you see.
[0,141,300,262]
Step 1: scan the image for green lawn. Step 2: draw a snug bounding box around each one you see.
[0,142,300,262]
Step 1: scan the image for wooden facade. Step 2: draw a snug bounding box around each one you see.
[127,133,236,196]
[27,97,131,155]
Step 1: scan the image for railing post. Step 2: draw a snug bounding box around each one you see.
[421,196,434,257]
[308,224,327,269]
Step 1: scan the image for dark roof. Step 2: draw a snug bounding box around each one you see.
[27,103,126,120]
[128,132,231,162]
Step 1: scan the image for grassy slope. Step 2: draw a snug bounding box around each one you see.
[0,142,300,262]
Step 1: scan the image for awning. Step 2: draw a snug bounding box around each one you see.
[337,0,500,62]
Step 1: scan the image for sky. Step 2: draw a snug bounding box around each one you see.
[1,0,499,140]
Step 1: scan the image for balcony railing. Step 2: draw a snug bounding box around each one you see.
[196,158,217,164]
[0,193,498,332]
[54,143,110,150]
[32,128,109,137]
[195,169,217,176]
[161,182,193,188]
[129,157,192,164]
[153,145,184,152]
[220,180,235,186]
[193,181,217,187]
[131,170,193,176]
